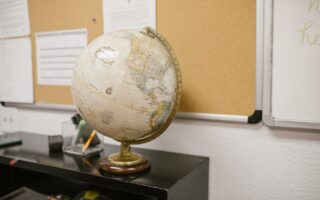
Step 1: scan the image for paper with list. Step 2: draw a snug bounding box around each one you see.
[35,29,87,86]
[0,38,33,103]
[0,0,30,38]
[103,0,156,33]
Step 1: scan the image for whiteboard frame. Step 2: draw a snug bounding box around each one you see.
[3,102,251,123]
[262,0,320,130]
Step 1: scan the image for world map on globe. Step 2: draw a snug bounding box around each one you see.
[72,27,181,142]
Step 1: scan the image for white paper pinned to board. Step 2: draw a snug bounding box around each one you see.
[0,0,30,39]
[0,37,33,103]
[103,0,156,33]
[35,29,87,86]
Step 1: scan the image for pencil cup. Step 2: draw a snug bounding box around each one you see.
[62,121,104,157]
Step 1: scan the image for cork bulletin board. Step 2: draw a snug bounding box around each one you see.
[28,0,256,115]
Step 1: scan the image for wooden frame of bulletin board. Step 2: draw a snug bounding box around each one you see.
[23,0,261,123]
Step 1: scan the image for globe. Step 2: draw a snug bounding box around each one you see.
[72,27,181,174]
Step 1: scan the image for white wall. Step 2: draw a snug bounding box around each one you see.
[0,106,2,135]
[1,105,320,200]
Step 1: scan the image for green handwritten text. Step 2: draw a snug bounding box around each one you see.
[297,20,320,46]
[308,0,320,13]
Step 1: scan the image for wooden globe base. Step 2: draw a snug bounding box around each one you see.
[99,157,150,174]
[99,142,151,174]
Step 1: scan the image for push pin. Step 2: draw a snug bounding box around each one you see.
[9,158,18,166]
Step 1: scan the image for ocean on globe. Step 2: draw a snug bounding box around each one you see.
[72,27,181,143]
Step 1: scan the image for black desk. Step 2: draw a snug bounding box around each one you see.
[0,133,209,200]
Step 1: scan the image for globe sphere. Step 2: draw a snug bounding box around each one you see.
[72,27,181,144]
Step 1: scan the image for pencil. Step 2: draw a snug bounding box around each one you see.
[82,130,97,153]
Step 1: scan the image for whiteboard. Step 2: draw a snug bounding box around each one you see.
[263,0,320,129]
